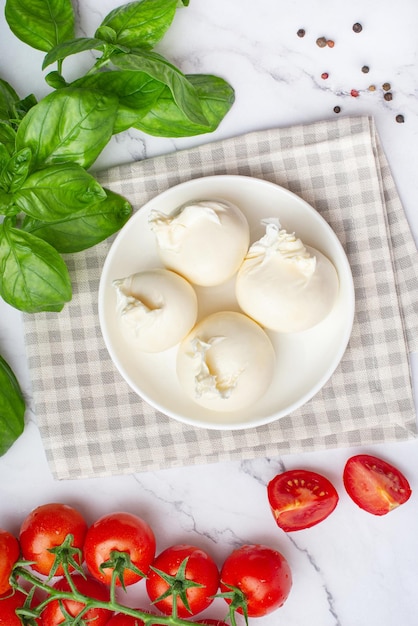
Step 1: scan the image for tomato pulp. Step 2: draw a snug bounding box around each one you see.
[268,469,339,531]
[343,454,412,515]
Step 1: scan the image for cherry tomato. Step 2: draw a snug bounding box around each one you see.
[106,613,145,625]
[19,503,87,576]
[84,512,156,586]
[196,620,229,625]
[267,469,339,531]
[0,530,20,595]
[0,589,27,626]
[146,544,220,618]
[220,544,292,617]
[40,573,113,626]
[343,454,412,515]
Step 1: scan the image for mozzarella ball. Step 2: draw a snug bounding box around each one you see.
[235,220,339,333]
[176,311,275,412]
[113,269,198,352]
[149,199,250,286]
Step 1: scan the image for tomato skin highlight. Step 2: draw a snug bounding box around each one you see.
[40,573,113,626]
[19,503,87,576]
[220,544,292,617]
[267,469,339,531]
[0,530,20,595]
[146,544,220,618]
[343,454,412,515]
[84,512,156,586]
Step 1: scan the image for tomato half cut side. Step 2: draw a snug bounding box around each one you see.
[343,454,412,515]
[267,469,339,531]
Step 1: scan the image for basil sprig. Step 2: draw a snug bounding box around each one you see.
[0,354,25,456]
[0,0,234,314]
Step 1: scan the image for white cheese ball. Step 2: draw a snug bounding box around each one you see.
[149,199,250,286]
[113,269,198,352]
[176,311,275,412]
[235,220,339,333]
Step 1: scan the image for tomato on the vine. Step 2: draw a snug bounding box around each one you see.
[19,503,87,576]
[196,620,229,625]
[0,589,28,626]
[220,544,292,617]
[106,613,145,625]
[146,544,220,618]
[267,469,339,531]
[84,512,156,586]
[0,529,20,595]
[40,573,113,626]
[343,454,412,515]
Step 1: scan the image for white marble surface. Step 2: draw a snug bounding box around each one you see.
[1,1,418,624]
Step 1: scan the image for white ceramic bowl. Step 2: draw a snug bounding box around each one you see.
[98,175,355,430]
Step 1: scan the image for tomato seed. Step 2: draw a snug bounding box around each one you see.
[353,22,363,33]
[297,28,306,37]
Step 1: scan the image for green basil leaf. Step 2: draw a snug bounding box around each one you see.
[72,70,166,134]
[0,191,16,215]
[0,123,17,155]
[1,147,32,193]
[14,163,107,221]
[0,144,10,174]
[5,0,75,52]
[111,50,208,126]
[15,87,119,170]
[0,78,20,123]
[95,26,118,44]
[134,74,235,137]
[99,0,178,49]
[0,354,25,456]
[22,189,132,252]
[13,94,38,122]
[42,38,107,70]
[45,72,68,90]
[0,219,72,312]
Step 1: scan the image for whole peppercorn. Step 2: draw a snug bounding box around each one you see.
[327,39,335,48]
[321,72,329,80]
[382,82,391,91]
[368,85,376,92]
[333,106,341,114]
[350,89,360,98]
[384,92,393,101]
[297,28,306,37]
[353,22,363,33]
[396,114,405,123]
[361,65,370,74]
[316,37,327,48]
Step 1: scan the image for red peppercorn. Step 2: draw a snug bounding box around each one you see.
[327,39,335,48]
[350,89,360,98]
[321,72,329,80]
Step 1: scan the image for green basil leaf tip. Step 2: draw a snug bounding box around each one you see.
[0,354,25,456]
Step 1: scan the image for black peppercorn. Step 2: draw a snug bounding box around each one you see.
[316,37,327,48]
[361,65,369,74]
[396,114,405,123]
[382,82,391,91]
[297,28,306,37]
[333,106,341,114]
[353,22,363,33]
[384,92,393,102]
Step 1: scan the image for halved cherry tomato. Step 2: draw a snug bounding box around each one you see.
[220,544,292,617]
[343,454,412,515]
[146,544,220,618]
[19,503,87,576]
[267,469,339,531]
[0,530,20,595]
[40,573,113,626]
[84,512,156,586]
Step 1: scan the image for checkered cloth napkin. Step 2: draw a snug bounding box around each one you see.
[22,116,418,479]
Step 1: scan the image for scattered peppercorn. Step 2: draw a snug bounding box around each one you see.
[353,22,363,33]
[327,39,335,48]
[333,106,341,114]
[316,37,327,48]
[350,89,360,98]
[297,28,306,38]
[321,72,329,80]
[361,65,369,73]
[384,92,393,101]
[382,82,391,91]
[368,85,376,92]
[396,114,405,123]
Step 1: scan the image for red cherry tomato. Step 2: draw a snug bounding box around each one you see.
[84,512,156,586]
[343,454,412,515]
[0,530,20,595]
[146,544,220,618]
[106,613,145,625]
[267,469,339,531]
[220,544,292,617]
[0,589,27,626]
[19,503,87,576]
[196,620,229,626]
[40,573,113,626]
